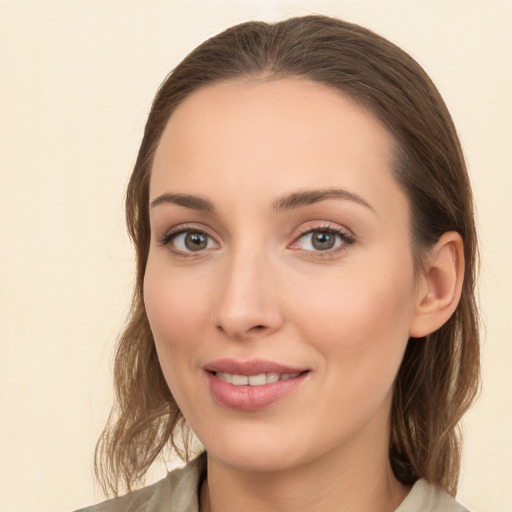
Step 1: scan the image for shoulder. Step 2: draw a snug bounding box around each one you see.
[395,479,471,512]
[74,454,206,512]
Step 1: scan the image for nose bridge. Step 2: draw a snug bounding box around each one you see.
[213,240,282,339]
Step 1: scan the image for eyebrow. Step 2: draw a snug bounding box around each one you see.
[150,187,374,214]
[272,188,375,213]
[150,193,214,212]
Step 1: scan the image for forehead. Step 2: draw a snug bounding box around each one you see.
[150,78,403,216]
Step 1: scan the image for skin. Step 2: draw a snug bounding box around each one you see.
[144,78,461,512]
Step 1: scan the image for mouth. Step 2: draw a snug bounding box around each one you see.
[212,371,306,386]
[204,359,310,411]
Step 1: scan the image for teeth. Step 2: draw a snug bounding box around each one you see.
[216,372,301,386]
[232,374,249,385]
[266,372,279,383]
[217,372,233,383]
[248,374,266,385]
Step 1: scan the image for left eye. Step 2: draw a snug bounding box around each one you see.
[296,229,347,252]
[170,231,217,252]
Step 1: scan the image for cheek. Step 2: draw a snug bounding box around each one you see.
[291,256,416,386]
[143,256,214,412]
[143,257,211,346]
[290,268,415,439]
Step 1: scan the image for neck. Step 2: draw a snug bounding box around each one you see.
[200,430,410,512]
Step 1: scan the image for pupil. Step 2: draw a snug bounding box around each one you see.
[185,233,207,251]
[312,231,335,250]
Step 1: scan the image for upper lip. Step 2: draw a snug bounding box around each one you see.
[204,358,309,376]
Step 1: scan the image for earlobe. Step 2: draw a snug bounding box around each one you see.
[409,232,465,338]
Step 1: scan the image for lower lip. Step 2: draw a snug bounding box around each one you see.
[206,372,308,411]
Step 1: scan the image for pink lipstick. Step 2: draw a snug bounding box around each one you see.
[204,359,309,411]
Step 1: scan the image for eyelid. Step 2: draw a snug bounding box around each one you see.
[293,221,354,239]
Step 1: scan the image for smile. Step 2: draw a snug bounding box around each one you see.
[215,372,302,386]
[204,359,310,411]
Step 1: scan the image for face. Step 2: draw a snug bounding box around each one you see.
[144,78,421,473]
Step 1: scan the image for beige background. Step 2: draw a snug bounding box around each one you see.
[1,1,510,511]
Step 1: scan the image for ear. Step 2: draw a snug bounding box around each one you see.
[409,232,465,338]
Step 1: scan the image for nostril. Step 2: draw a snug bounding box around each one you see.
[246,324,267,334]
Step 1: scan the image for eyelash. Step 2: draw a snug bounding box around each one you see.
[159,223,355,258]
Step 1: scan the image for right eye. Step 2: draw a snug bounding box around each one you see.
[162,229,218,254]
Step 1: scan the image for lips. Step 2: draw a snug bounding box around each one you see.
[204,358,310,411]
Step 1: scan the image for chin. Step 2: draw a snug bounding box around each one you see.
[201,425,314,474]
[213,448,301,474]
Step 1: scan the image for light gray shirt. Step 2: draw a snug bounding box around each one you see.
[75,455,470,511]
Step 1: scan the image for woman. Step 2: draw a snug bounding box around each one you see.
[79,15,479,512]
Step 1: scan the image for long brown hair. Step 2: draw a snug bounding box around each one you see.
[95,15,480,497]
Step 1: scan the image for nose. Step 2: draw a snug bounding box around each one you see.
[212,249,284,340]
